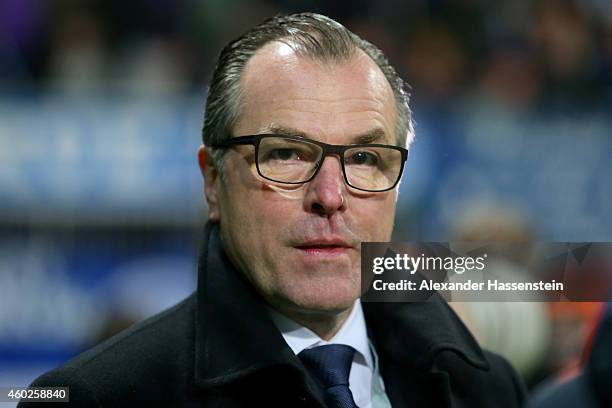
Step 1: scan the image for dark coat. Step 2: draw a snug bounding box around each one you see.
[20,223,527,407]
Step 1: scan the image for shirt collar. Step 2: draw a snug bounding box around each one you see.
[268,300,374,371]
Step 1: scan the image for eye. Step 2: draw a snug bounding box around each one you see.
[346,150,378,166]
[268,148,300,161]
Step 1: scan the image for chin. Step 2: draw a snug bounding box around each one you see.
[284,281,360,315]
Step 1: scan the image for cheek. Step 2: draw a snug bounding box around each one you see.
[352,194,396,241]
[219,181,296,254]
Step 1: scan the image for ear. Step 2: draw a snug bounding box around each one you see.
[198,145,221,222]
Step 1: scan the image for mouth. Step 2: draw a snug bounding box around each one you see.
[293,239,355,256]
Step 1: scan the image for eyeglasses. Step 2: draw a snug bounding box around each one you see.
[211,134,408,192]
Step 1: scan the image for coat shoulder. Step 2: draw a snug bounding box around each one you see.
[20,294,197,407]
[433,348,528,407]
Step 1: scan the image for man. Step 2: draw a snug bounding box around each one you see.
[21,13,527,407]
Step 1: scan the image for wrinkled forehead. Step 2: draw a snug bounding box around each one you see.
[235,41,397,144]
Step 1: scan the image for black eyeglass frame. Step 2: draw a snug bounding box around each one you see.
[211,134,408,192]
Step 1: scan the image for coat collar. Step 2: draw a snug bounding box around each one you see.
[363,300,490,372]
[193,221,489,390]
[194,222,306,389]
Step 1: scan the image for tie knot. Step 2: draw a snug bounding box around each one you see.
[298,344,356,389]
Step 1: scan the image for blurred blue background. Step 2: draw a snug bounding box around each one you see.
[1,0,611,401]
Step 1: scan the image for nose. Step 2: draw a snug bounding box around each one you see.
[303,156,347,216]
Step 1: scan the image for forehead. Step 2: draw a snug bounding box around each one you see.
[234,40,397,144]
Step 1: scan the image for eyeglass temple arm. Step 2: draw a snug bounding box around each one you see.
[210,136,257,148]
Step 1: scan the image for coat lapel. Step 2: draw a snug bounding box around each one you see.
[363,299,490,407]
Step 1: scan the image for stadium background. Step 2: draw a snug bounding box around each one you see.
[1,0,611,402]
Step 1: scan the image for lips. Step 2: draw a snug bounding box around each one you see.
[293,238,355,255]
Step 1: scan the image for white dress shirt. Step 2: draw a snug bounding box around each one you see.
[268,300,391,408]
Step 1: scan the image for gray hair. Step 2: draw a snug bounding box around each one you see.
[202,12,414,174]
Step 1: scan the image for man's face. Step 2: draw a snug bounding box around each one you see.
[202,41,399,319]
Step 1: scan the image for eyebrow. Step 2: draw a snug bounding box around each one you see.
[260,125,390,144]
